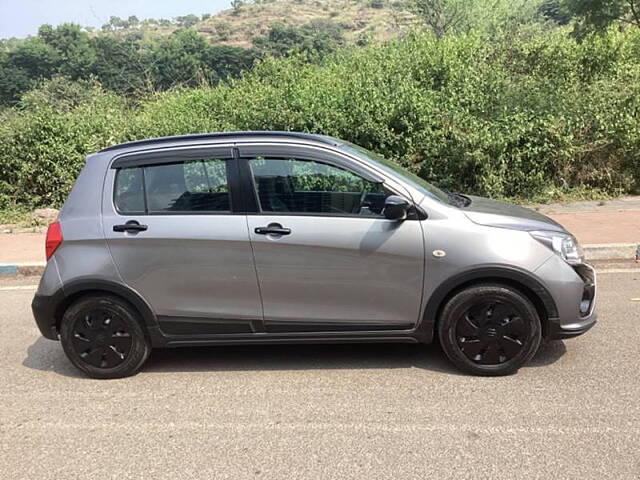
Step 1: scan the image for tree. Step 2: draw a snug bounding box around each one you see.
[102,16,127,31]
[252,20,344,57]
[538,0,573,25]
[0,37,60,105]
[563,0,640,35]
[203,45,258,83]
[231,0,246,15]
[411,0,543,37]
[91,34,154,94]
[19,76,103,112]
[175,14,201,28]
[215,21,232,41]
[38,24,96,78]
[126,16,140,28]
[152,30,210,88]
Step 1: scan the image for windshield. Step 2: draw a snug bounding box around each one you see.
[339,142,453,205]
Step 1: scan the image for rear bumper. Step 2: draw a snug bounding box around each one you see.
[31,293,59,340]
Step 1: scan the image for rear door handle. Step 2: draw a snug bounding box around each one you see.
[255,224,291,236]
[113,220,148,233]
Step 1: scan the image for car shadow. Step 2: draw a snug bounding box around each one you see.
[22,337,86,378]
[528,339,567,368]
[23,336,567,378]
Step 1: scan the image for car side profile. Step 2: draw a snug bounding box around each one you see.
[32,131,597,378]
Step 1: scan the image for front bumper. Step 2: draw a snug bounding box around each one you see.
[544,263,597,340]
[547,312,597,340]
[32,293,59,340]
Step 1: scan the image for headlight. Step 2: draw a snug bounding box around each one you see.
[530,230,584,265]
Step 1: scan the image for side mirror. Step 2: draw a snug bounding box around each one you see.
[383,195,410,221]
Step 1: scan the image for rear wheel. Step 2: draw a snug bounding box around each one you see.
[438,284,541,376]
[60,295,151,379]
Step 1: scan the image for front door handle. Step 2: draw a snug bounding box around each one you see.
[255,224,291,236]
[113,220,148,233]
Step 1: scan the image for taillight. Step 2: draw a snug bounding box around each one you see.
[45,221,63,260]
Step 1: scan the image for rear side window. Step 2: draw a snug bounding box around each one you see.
[114,158,231,214]
[114,168,145,213]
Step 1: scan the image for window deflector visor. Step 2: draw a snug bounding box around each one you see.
[237,144,384,185]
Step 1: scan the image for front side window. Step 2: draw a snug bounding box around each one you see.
[114,158,230,214]
[248,157,392,216]
[340,142,453,205]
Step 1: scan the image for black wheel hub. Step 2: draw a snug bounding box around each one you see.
[71,307,133,368]
[455,301,529,365]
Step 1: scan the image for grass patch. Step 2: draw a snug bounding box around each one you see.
[0,208,49,229]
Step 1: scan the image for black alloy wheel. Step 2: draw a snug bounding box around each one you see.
[60,295,151,379]
[456,301,529,365]
[438,284,542,376]
[70,307,133,368]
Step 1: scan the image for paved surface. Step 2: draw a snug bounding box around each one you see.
[534,195,640,214]
[0,233,43,263]
[534,195,640,244]
[546,210,639,244]
[1,270,639,479]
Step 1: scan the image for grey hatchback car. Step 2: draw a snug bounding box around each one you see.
[32,131,596,378]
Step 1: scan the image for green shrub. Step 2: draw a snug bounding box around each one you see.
[2,28,640,209]
[0,79,128,208]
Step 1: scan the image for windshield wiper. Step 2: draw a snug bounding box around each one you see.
[447,192,472,207]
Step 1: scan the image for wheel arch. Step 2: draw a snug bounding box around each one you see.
[416,266,559,343]
[51,278,158,334]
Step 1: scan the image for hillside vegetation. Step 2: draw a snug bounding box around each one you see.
[196,0,417,47]
[90,0,418,47]
[0,0,417,107]
[0,0,540,106]
[2,27,639,210]
[1,0,640,213]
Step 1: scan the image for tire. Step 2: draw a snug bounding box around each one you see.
[60,294,151,379]
[438,284,541,376]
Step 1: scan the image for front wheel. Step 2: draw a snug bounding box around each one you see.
[60,295,151,379]
[438,284,542,376]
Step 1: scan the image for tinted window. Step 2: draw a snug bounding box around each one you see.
[114,158,230,214]
[340,142,453,205]
[249,157,392,216]
[114,167,145,213]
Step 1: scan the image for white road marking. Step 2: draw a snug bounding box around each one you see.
[597,268,640,274]
[0,285,38,291]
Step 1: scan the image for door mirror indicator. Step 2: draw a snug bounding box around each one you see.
[383,195,410,221]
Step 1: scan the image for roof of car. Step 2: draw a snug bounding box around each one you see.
[99,131,343,153]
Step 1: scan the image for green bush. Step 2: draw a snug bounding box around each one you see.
[1,27,640,209]
[0,79,128,207]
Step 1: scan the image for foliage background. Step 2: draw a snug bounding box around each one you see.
[1,0,640,210]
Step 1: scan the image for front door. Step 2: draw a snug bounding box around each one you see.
[242,148,425,333]
[102,147,262,335]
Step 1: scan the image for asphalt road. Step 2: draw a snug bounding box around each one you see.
[1,270,639,479]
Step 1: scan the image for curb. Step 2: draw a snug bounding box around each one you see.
[0,262,46,277]
[583,243,638,261]
[1,243,638,278]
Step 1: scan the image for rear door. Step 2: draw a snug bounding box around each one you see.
[240,144,425,333]
[102,147,263,335]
